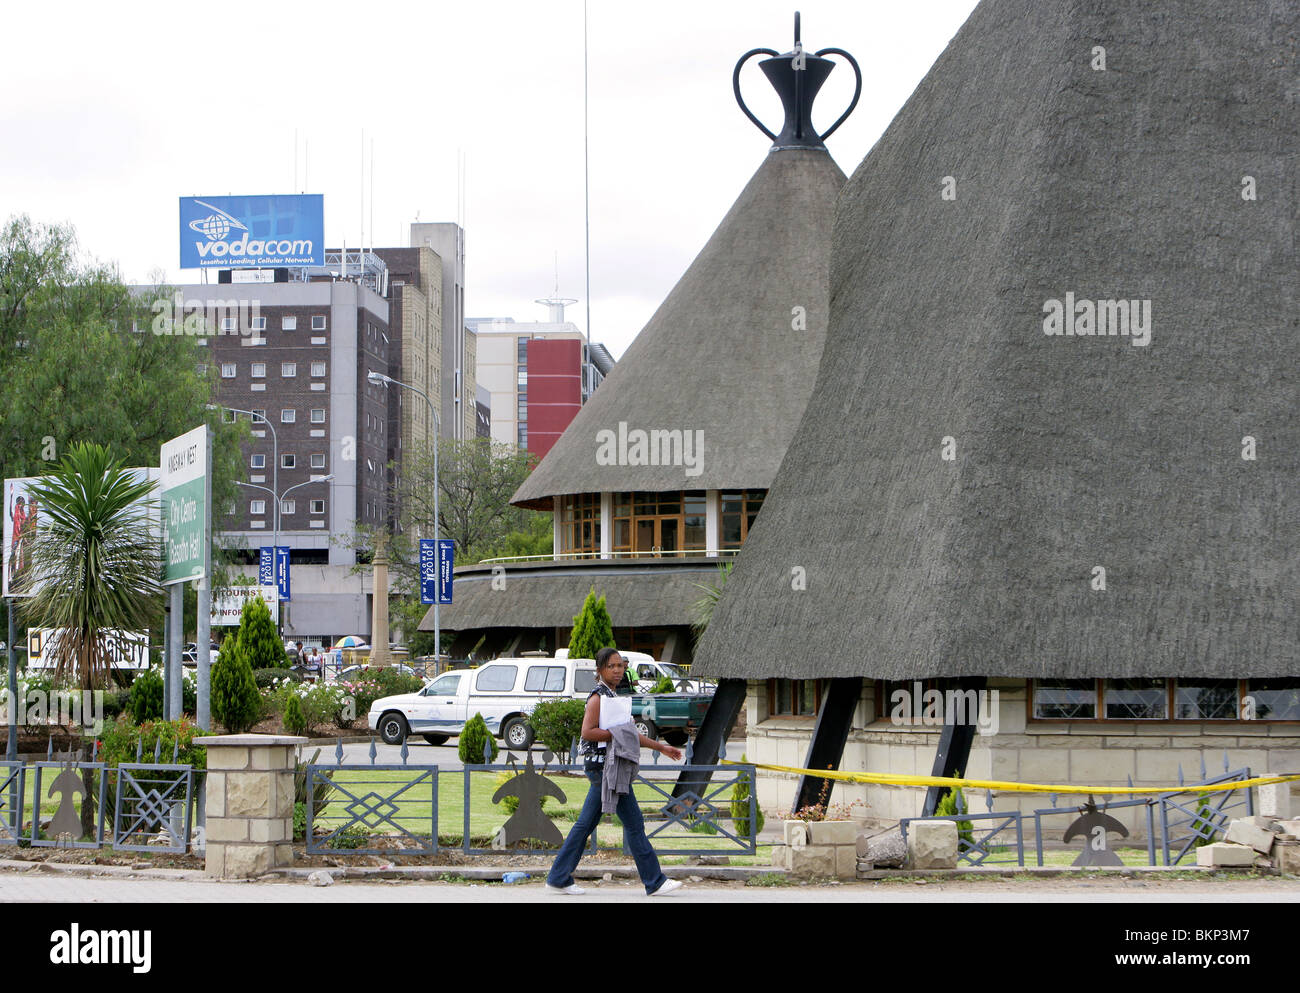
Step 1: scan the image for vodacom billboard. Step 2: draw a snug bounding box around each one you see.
[179,194,324,269]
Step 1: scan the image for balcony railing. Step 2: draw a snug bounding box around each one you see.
[477,548,741,565]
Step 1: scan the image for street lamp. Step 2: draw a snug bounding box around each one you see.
[367,371,441,663]
[235,475,334,629]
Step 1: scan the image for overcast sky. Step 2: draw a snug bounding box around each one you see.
[1,0,979,359]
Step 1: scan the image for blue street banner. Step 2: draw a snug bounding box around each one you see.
[419,540,437,605]
[259,546,291,601]
[438,539,455,605]
[180,194,324,269]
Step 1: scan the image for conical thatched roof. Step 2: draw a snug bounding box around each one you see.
[512,148,846,509]
[697,0,1299,681]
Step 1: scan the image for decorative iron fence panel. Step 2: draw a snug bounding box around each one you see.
[306,765,439,856]
[112,764,194,853]
[632,764,758,856]
[0,762,25,846]
[29,761,108,849]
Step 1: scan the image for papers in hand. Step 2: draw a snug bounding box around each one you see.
[598,694,633,731]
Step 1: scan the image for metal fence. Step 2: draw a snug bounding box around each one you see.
[901,754,1257,868]
[0,738,200,855]
[304,737,759,858]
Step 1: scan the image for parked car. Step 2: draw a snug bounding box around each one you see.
[369,657,595,749]
[339,663,421,683]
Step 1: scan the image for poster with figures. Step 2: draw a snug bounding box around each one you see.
[3,477,41,598]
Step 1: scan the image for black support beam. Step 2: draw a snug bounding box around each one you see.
[671,678,747,802]
[793,677,863,813]
[921,677,987,816]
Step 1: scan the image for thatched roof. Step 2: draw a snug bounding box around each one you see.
[696,0,1299,681]
[512,147,845,509]
[418,559,727,631]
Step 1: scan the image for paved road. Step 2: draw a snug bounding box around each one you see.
[2,871,1298,903]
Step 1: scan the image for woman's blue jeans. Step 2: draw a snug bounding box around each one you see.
[546,769,667,894]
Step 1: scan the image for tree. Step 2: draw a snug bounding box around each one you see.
[235,594,280,669]
[0,215,251,643]
[211,634,260,734]
[568,587,614,661]
[20,443,161,689]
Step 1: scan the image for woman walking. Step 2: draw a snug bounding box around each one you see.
[546,647,684,896]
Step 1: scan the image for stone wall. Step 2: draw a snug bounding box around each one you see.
[743,679,1300,841]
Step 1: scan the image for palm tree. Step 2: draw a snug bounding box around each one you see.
[21,443,161,690]
[690,561,733,641]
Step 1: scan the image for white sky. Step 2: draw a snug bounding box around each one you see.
[0,0,979,359]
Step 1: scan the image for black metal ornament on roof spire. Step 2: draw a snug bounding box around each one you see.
[733,11,862,150]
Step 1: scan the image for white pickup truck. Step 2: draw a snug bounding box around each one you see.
[368,657,597,750]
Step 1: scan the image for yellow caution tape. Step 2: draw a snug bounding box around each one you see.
[719,759,1300,796]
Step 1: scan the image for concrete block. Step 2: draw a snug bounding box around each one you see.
[205,772,225,818]
[273,843,293,867]
[783,820,808,848]
[770,845,791,871]
[787,845,837,878]
[835,844,857,879]
[807,820,858,846]
[226,773,271,817]
[251,746,291,770]
[221,844,270,878]
[1259,783,1293,820]
[908,819,958,869]
[1195,843,1256,868]
[249,819,286,844]
[205,817,248,843]
[859,828,906,868]
[1134,749,1199,783]
[1072,748,1135,784]
[206,746,249,771]
[204,843,225,878]
[1019,749,1067,784]
[1274,839,1300,875]
[1275,819,1300,840]
[1225,817,1276,855]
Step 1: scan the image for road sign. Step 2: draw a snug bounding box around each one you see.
[160,426,209,585]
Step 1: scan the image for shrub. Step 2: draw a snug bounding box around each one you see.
[458,712,498,764]
[95,715,207,817]
[282,691,307,736]
[236,594,281,669]
[128,667,165,722]
[649,675,676,695]
[211,635,260,734]
[528,698,586,757]
[101,688,132,722]
[568,587,614,661]
[730,754,765,838]
[255,668,302,689]
[935,786,974,851]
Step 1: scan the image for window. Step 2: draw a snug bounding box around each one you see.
[250,316,267,332]
[558,494,600,555]
[517,337,529,364]
[1033,680,1097,719]
[281,316,297,331]
[281,362,296,378]
[721,490,766,548]
[221,316,237,332]
[311,361,326,377]
[310,499,325,514]
[281,454,296,469]
[280,409,296,423]
[311,409,325,424]
[575,670,596,695]
[250,454,266,469]
[475,665,517,693]
[610,490,706,556]
[1104,679,1167,719]
[280,499,295,515]
[1175,680,1239,720]
[249,500,266,515]
[312,315,326,331]
[250,409,266,423]
[524,666,566,693]
[251,363,266,378]
[221,363,237,378]
[517,424,527,448]
[1245,679,1300,720]
[423,673,461,697]
[517,396,527,421]
[768,679,824,717]
[310,453,326,469]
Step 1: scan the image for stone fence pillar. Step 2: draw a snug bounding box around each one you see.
[195,734,306,878]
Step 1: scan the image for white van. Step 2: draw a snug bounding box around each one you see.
[368,656,597,750]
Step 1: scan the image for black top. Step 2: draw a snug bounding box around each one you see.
[580,681,621,768]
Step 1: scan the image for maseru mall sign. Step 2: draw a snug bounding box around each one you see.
[179,194,323,269]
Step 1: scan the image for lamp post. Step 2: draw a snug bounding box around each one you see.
[367,371,440,662]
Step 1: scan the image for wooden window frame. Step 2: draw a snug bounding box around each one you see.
[1026,678,1300,724]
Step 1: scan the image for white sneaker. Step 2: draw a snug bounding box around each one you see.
[649,878,683,897]
[545,882,586,895]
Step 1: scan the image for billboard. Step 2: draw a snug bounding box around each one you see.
[180,194,324,269]
[211,586,279,627]
[160,425,209,585]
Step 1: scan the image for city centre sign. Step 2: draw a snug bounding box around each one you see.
[160,425,209,585]
[179,194,324,269]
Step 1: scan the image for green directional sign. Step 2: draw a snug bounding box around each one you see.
[160,425,209,585]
